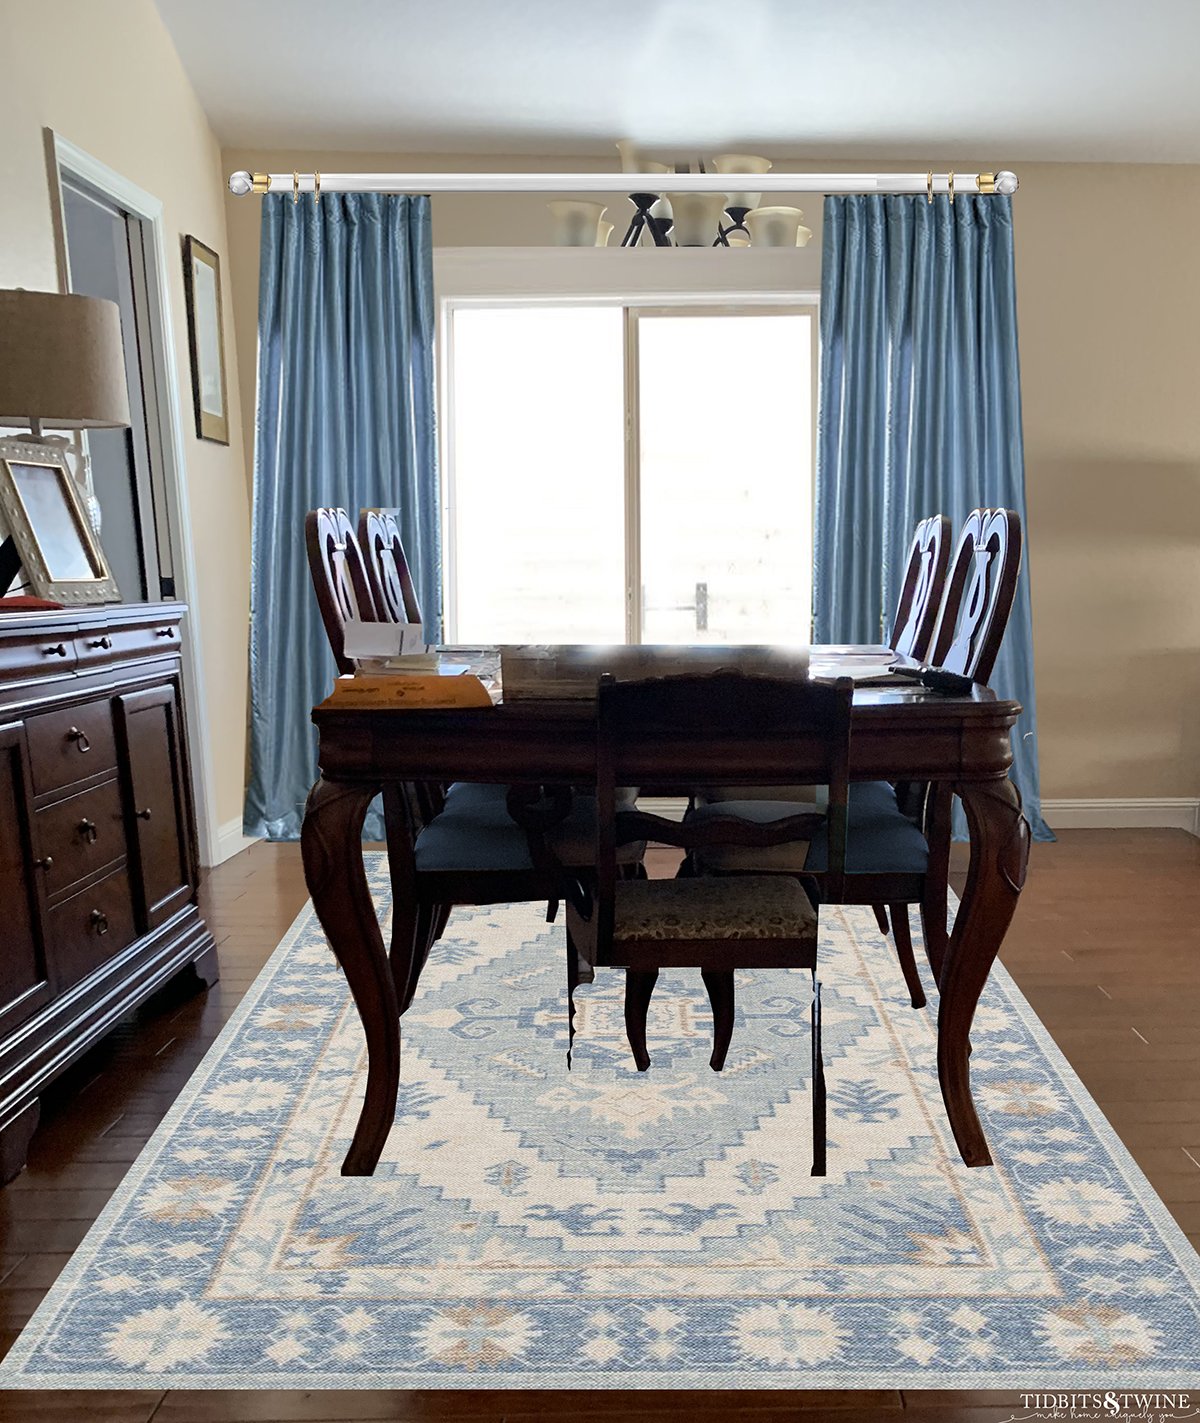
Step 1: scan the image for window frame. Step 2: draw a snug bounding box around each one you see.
[437,258,819,647]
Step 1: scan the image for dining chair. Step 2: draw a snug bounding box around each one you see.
[358,509,423,627]
[686,509,1022,1010]
[304,507,644,1034]
[889,514,952,661]
[696,514,951,1006]
[511,672,853,1176]
[305,507,381,675]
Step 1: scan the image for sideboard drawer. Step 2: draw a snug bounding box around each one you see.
[34,777,126,901]
[47,866,137,992]
[26,699,117,796]
[0,629,78,683]
[110,620,181,661]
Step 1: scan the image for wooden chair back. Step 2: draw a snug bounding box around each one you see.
[592,673,854,943]
[890,515,951,661]
[358,509,423,626]
[929,508,1023,684]
[305,507,379,675]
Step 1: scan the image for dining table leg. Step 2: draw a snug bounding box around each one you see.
[301,774,399,1176]
[937,774,1030,1167]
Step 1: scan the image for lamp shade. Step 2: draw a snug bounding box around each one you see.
[0,289,131,430]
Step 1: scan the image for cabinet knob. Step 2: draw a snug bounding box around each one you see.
[78,818,98,843]
[155,627,176,639]
[66,726,92,753]
[87,636,112,650]
[136,807,153,821]
[43,643,68,658]
[35,855,53,871]
[89,909,110,936]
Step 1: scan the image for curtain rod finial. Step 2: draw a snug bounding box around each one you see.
[229,170,253,197]
[995,170,1019,195]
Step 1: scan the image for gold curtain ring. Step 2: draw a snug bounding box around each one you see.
[314,171,321,204]
[948,171,955,205]
[292,171,300,204]
[927,171,933,204]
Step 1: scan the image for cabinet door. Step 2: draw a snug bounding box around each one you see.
[114,684,197,931]
[0,723,52,1037]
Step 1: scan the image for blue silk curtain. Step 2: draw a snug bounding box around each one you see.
[814,194,1051,840]
[244,193,439,840]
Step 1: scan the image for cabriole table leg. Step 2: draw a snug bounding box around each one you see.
[937,775,1030,1167]
[301,774,399,1176]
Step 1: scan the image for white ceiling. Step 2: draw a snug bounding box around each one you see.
[156,0,1200,163]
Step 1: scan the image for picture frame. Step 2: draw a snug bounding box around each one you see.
[182,235,229,444]
[0,441,120,603]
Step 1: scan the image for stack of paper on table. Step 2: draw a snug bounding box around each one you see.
[809,644,900,684]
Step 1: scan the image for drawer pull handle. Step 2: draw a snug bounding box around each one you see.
[87,636,112,650]
[155,627,176,639]
[66,727,92,753]
[136,807,153,821]
[43,643,68,658]
[79,818,98,843]
[89,909,110,936]
[35,855,53,871]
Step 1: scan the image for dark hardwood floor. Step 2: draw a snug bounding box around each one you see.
[3,829,1199,1420]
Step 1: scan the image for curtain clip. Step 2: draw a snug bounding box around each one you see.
[948,171,955,205]
[926,171,933,204]
[292,171,300,205]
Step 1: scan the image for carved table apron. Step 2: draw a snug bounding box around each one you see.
[303,678,1028,1176]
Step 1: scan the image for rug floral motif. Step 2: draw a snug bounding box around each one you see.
[3,855,1199,1388]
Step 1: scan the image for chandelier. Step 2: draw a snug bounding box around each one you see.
[546,142,813,249]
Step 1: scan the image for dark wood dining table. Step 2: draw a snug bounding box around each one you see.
[301,650,1029,1177]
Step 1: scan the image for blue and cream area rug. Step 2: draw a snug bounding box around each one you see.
[4,854,1200,1390]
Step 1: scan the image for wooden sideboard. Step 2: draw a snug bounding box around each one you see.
[0,602,217,1183]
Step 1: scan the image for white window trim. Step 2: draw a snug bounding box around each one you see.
[435,247,821,646]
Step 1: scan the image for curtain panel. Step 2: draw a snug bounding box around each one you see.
[244,192,439,841]
[814,193,1051,840]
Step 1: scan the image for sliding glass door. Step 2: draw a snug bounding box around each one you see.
[633,309,813,644]
[445,301,815,646]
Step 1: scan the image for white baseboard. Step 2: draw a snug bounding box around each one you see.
[208,817,262,867]
[1042,797,1200,835]
[638,796,689,821]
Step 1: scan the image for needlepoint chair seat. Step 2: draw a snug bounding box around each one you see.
[610,875,817,948]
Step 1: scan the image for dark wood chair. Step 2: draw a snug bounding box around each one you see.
[890,514,952,661]
[892,507,1023,981]
[868,513,951,988]
[513,672,853,1177]
[304,507,644,1040]
[358,509,423,627]
[687,509,1022,1011]
[699,514,950,1006]
[305,507,380,675]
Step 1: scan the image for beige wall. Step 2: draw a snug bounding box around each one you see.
[2,0,252,847]
[224,148,1200,806]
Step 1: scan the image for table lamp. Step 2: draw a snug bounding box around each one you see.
[0,289,131,598]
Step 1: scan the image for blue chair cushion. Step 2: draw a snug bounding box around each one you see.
[685,785,928,875]
[415,783,641,874]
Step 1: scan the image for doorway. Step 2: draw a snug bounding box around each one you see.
[59,174,175,602]
[47,131,218,865]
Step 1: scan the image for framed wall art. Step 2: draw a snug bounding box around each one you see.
[182,235,229,444]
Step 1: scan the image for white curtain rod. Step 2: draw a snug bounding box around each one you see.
[228,169,1018,198]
